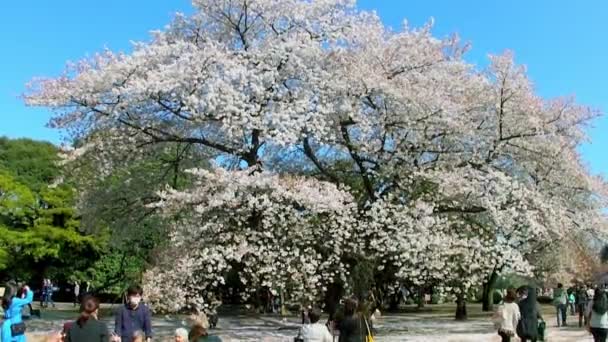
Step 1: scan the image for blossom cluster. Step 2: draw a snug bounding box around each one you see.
[25,0,607,311]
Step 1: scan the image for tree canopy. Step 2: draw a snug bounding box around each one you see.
[25,0,608,316]
[0,137,101,282]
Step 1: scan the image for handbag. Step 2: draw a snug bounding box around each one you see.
[364,318,374,342]
[11,322,27,337]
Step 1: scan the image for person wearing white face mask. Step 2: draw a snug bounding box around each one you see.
[113,285,153,342]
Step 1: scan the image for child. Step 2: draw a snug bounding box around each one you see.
[132,330,145,342]
[174,328,189,342]
[568,291,576,315]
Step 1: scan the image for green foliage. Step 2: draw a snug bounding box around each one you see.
[72,250,145,295]
[0,170,36,227]
[493,291,503,305]
[494,273,536,290]
[431,293,442,304]
[0,137,212,293]
[0,137,59,192]
[0,137,102,282]
[63,142,211,291]
[350,258,375,300]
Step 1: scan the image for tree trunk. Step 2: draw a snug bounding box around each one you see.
[324,283,343,323]
[389,291,400,312]
[280,289,286,317]
[482,269,499,312]
[455,294,467,321]
[417,287,425,308]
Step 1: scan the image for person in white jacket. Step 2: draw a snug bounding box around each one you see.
[300,308,333,342]
[493,289,521,342]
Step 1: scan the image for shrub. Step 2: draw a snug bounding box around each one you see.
[493,291,503,304]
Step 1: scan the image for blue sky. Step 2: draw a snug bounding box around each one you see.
[1,0,606,176]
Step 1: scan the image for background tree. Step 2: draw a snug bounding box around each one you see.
[0,138,101,285]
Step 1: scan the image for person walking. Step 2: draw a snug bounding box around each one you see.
[45,280,55,309]
[517,287,543,342]
[114,285,152,342]
[337,298,371,342]
[40,279,48,308]
[65,295,109,342]
[299,308,333,342]
[399,286,409,305]
[301,305,312,324]
[553,283,568,327]
[568,289,576,316]
[73,282,80,307]
[589,285,596,302]
[1,284,33,342]
[586,288,608,342]
[493,289,520,342]
[577,285,590,327]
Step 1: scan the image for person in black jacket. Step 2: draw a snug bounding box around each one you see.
[338,298,372,342]
[576,284,590,327]
[65,295,109,342]
[517,286,543,342]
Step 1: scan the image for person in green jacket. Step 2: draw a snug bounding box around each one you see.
[553,283,568,327]
[65,295,109,342]
[568,289,576,316]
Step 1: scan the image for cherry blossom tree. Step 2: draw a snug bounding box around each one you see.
[25,0,607,318]
[142,166,357,312]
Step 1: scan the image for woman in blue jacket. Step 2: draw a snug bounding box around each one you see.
[1,284,33,342]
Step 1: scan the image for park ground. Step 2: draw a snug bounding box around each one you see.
[21,303,596,341]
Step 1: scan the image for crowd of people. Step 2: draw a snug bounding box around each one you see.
[1,284,222,342]
[39,280,55,309]
[494,284,608,342]
[295,298,374,342]
[11,281,608,341]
